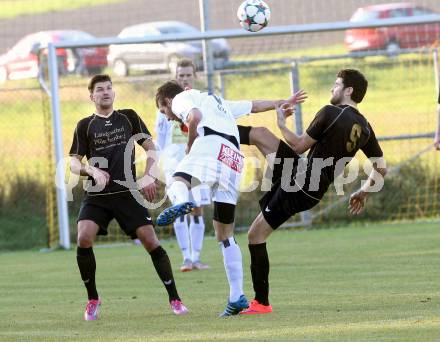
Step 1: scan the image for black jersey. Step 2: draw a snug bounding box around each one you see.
[301,104,383,198]
[69,109,152,194]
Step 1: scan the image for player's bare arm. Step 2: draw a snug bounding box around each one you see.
[139,138,157,202]
[275,103,316,154]
[349,159,387,215]
[70,154,110,187]
[250,89,307,113]
[186,108,202,152]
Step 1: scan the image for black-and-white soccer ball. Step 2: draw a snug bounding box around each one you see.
[237,0,271,32]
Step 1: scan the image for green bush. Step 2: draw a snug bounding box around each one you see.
[0,176,48,250]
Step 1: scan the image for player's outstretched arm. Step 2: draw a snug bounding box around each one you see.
[275,103,316,154]
[250,89,308,113]
[349,159,387,215]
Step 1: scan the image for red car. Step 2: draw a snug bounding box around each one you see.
[345,3,440,52]
[0,30,108,83]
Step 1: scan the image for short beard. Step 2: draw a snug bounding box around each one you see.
[330,95,341,106]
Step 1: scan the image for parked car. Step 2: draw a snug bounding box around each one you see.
[107,21,230,76]
[345,3,440,52]
[0,30,108,83]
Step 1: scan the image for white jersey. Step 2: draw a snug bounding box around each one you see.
[171,89,252,143]
[155,110,188,151]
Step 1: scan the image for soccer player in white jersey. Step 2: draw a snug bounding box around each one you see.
[154,81,306,316]
[155,59,210,272]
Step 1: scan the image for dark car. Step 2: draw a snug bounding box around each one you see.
[345,3,440,52]
[107,21,230,76]
[0,30,108,83]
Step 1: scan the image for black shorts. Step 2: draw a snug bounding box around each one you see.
[259,184,321,230]
[238,125,252,145]
[77,191,154,239]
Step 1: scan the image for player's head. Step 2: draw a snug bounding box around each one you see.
[331,69,368,105]
[155,80,184,121]
[88,74,114,110]
[175,59,196,89]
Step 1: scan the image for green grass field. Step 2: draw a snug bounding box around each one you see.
[1,222,440,341]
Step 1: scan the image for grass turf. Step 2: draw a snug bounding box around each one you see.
[1,222,439,341]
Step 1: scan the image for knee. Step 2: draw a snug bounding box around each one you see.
[249,126,270,145]
[247,227,258,244]
[247,215,271,244]
[77,221,98,248]
[192,206,203,216]
[137,226,160,252]
[77,230,94,248]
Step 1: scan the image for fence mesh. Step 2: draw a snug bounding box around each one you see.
[1,0,440,249]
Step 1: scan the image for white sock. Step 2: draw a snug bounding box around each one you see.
[167,181,189,205]
[220,236,244,302]
[190,215,205,262]
[173,215,191,261]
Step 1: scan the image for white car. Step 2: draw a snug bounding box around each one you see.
[107,21,230,76]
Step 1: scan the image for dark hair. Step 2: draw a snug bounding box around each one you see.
[88,74,112,93]
[176,58,196,75]
[337,69,368,103]
[155,81,184,108]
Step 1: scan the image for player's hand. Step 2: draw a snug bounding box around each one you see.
[286,89,308,106]
[138,174,157,202]
[348,190,367,215]
[88,166,110,187]
[275,103,288,128]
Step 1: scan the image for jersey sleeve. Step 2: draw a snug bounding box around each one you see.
[171,90,198,123]
[438,86,440,104]
[361,123,383,158]
[123,109,152,145]
[224,100,253,119]
[306,105,333,140]
[69,119,89,157]
[155,110,168,151]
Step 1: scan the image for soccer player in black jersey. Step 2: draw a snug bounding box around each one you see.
[240,69,388,315]
[69,74,188,320]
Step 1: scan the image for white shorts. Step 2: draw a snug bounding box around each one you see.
[160,143,211,206]
[174,135,244,205]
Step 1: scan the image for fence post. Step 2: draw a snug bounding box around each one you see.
[290,61,312,227]
[199,0,214,93]
[48,43,70,249]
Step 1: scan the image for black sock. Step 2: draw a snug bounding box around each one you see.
[77,247,99,300]
[249,243,270,306]
[150,246,180,302]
